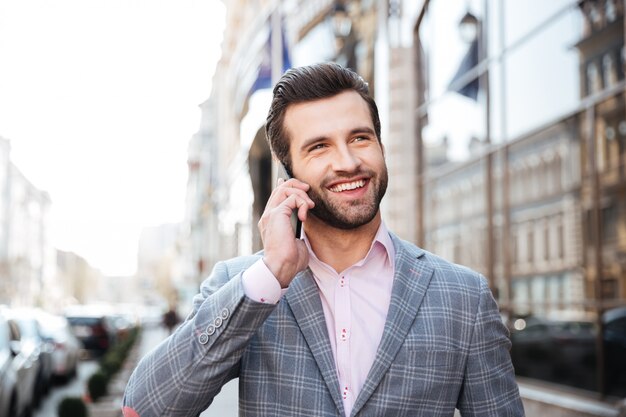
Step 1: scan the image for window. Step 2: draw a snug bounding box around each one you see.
[606,0,617,22]
[587,61,601,95]
[543,221,550,261]
[527,225,534,264]
[601,278,618,299]
[602,204,618,242]
[557,220,565,260]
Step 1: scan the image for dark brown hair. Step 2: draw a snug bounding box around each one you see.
[265,62,381,177]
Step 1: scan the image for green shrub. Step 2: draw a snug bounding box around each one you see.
[88,327,141,403]
[87,371,109,402]
[58,396,88,417]
[100,352,123,378]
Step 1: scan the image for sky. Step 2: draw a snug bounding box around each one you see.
[0,0,226,276]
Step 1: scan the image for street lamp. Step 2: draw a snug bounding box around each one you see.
[329,1,357,70]
[458,11,479,43]
[331,3,352,38]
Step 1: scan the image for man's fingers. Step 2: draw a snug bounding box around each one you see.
[280,177,309,191]
[266,184,314,210]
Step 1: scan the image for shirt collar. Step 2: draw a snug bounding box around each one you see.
[302,221,395,272]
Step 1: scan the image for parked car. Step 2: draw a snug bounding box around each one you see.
[603,306,626,397]
[7,308,53,405]
[36,312,80,382]
[0,314,18,417]
[510,316,596,391]
[65,307,116,356]
[0,308,40,417]
[511,309,626,395]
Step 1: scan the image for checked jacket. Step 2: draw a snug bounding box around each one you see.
[123,233,524,416]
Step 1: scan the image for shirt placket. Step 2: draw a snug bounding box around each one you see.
[335,273,352,415]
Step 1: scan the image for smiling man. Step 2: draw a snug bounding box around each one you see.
[123,63,524,417]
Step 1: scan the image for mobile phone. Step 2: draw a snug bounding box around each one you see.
[279,164,303,238]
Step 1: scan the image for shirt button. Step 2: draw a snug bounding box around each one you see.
[221,308,230,320]
[199,333,209,345]
[206,324,216,335]
[214,316,223,328]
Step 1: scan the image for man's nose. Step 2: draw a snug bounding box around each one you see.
[332,145,361,173]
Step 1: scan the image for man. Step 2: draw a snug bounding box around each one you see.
[123,62,524,416]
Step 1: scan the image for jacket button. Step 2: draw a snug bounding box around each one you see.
[199,333,209,345]
[214,317,223,328]
[221,308,230,320]
[206,324,216,335]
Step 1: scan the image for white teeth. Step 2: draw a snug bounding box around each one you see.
[330,180,366,192]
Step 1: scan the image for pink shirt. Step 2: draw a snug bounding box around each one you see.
[242,223,396,417]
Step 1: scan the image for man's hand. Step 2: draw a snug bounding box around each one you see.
[258,177,315,288]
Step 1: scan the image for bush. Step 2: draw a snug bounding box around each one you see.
[88,327,141,403]
[58,396,88,417]
[100,352,123,378]
[87,371,109,402]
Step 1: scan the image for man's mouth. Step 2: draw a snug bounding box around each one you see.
[328,179,367,193]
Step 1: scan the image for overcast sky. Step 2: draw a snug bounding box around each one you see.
[0,0,226,276]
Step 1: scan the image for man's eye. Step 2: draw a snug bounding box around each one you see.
[354,136,370,142]
[310,143,326,151]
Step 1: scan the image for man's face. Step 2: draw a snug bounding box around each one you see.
[284,90,388,230]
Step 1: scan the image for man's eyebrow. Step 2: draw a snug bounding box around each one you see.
[299,135,328,151]
[349,127,376,136]
[299,127,376,151]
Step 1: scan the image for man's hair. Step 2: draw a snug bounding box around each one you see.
[265,62,381,177]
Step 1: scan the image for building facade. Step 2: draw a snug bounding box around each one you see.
[392,0,625,397]
[0,137,55,308]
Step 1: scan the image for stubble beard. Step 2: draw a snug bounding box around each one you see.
[307,167,388,230]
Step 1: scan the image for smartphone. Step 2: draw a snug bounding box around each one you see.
[279,164,303,238]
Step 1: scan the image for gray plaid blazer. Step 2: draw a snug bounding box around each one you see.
[123,233,524,416]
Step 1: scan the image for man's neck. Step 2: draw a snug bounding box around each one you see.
[304,213,382,273]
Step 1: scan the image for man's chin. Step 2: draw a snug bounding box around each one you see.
[309,207,379,230]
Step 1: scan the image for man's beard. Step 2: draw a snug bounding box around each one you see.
[307,167,388,230]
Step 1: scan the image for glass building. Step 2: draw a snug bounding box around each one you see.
[402,0,626,397]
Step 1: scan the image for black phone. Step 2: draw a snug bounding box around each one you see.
[280,164,303,238]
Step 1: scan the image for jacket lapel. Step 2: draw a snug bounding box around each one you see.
[350,235,434,416]
[285,268,345,416]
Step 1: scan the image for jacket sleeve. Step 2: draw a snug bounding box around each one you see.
[122,258,277,417]
[456,277,525,416]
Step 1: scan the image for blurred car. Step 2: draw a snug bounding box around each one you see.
[603,306,626,397]
[7,308,53,405]
[0,314,18,417]
[510,317,596,391]
[65,308,116,356]
[511,310,626,395]
[36,312,80,382]
[0,308,39,417]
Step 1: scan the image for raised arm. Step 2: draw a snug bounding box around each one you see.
[122,258,276,417]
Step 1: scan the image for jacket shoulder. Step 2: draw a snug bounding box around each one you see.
[391,233,486,291]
